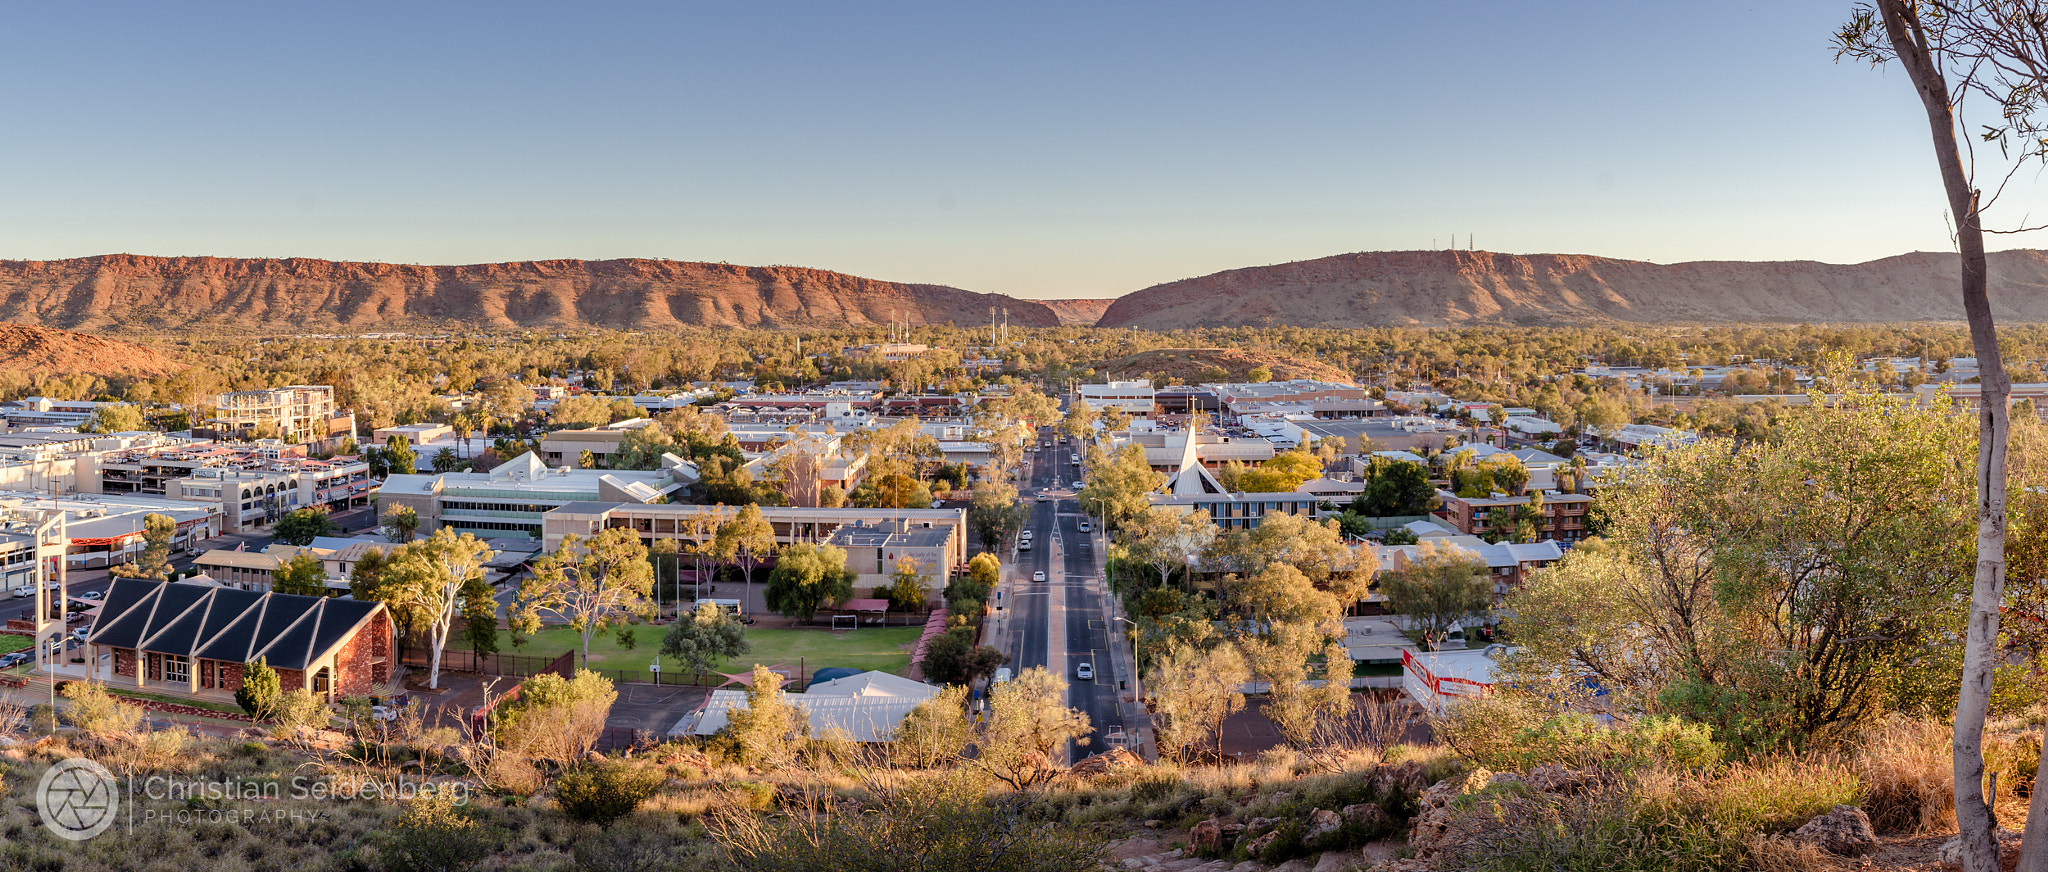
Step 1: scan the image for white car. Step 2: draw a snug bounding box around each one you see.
[1032,570,1046,582]
[1072,481,1083,490]
[79,591,103,601]
[1078,520,1091,533]
[1075,662,1094,681]
[1019,540,1032,552]
[9,587,29,598]
[71,628,88,642]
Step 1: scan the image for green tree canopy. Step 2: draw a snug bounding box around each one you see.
[762,543,855,620]
[272,551,330,597]
[661,600,751,675]
[1380,540,1492,644]
[274,507,332,546]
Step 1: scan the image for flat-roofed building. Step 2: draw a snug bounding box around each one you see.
[542,502,968,572]
[372,422,454,445]
[1080,380,1156,418]
[1206,379,1371,422]
[825,519,955,598]
[209,385,356,449]
[0,492,219,569]
[379,451,696,540]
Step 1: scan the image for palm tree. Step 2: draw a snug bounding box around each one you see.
[449,411,471,459]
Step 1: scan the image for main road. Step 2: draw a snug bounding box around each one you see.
[1000,426,1125,763]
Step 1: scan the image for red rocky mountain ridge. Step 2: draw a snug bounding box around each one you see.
[0,255,1058,332]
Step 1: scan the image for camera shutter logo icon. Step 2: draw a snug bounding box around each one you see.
[37,757,118,841]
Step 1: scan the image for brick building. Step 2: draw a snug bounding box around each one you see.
[1433,489,1594,544]
[85,578,393,702]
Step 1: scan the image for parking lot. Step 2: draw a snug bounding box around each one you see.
[608,682,712,737]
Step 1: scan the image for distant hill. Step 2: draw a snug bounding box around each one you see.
[0,323,184,377]
[0,255,1059,332]
[1040,298,1117,326]
[1095,347,1352,384]
[1096,249,2048,329]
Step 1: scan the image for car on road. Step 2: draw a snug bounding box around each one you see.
[1019,529,1033,540]
[1032,570,1046,582]
[0,651,28,669]
[1019,540,1032,552]
[1075,662,1094,681]
[71,628,89,641]
[1070,454,1080,464]
[1072,481,1083,490]
[79,591,102,600]
[1077,520,1091,532]
[8,587,28,598]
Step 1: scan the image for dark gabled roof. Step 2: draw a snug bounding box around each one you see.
[87,578,386,671]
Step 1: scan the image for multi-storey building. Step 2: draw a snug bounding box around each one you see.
[1432,488,1594,544]
[100,443,372,532]
[540,502,968,573]
[378,451,695,540]
[210,385,356,448]
[1079,380,1156,418]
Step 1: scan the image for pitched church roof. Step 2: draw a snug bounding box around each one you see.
[86,578,386,671]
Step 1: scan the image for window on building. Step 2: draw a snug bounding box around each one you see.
[163,654,189,684]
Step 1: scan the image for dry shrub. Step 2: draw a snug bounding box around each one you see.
[1850,716,1954,834]
[1690,757,1862,833]
[1845,715,2037,836]
[488,751,546,797]
[1743,835,1835,872]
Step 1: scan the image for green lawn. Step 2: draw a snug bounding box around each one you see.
[0,636,29,655]
[463,624,922,677]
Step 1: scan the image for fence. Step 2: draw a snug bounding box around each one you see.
[590,726,664,755]
[403,648,573,679]
[585,662,808,691]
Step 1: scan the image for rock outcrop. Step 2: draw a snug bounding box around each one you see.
[1786,805,1879,856]
[1041,297,1117,326]
[0,255,1059,332]
[1097,248,2048,329]
[0,323,185,377]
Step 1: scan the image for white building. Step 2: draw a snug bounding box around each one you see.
[1079,381,1156,418]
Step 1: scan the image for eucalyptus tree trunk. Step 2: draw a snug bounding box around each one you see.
[1876,5,2011,870]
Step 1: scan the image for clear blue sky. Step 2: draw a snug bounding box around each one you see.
[1,2,2035,299]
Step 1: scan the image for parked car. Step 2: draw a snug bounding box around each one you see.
[9,587,30,598]
[1032,570,1046,582]
[1077,520,1091,533]
[79,591,102,600]
[0,651,29,669]
[1075,662,1094,681]
[1019,540,1032,552]
[71,628,88,641]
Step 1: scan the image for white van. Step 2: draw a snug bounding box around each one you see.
[992,667,1013,684]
